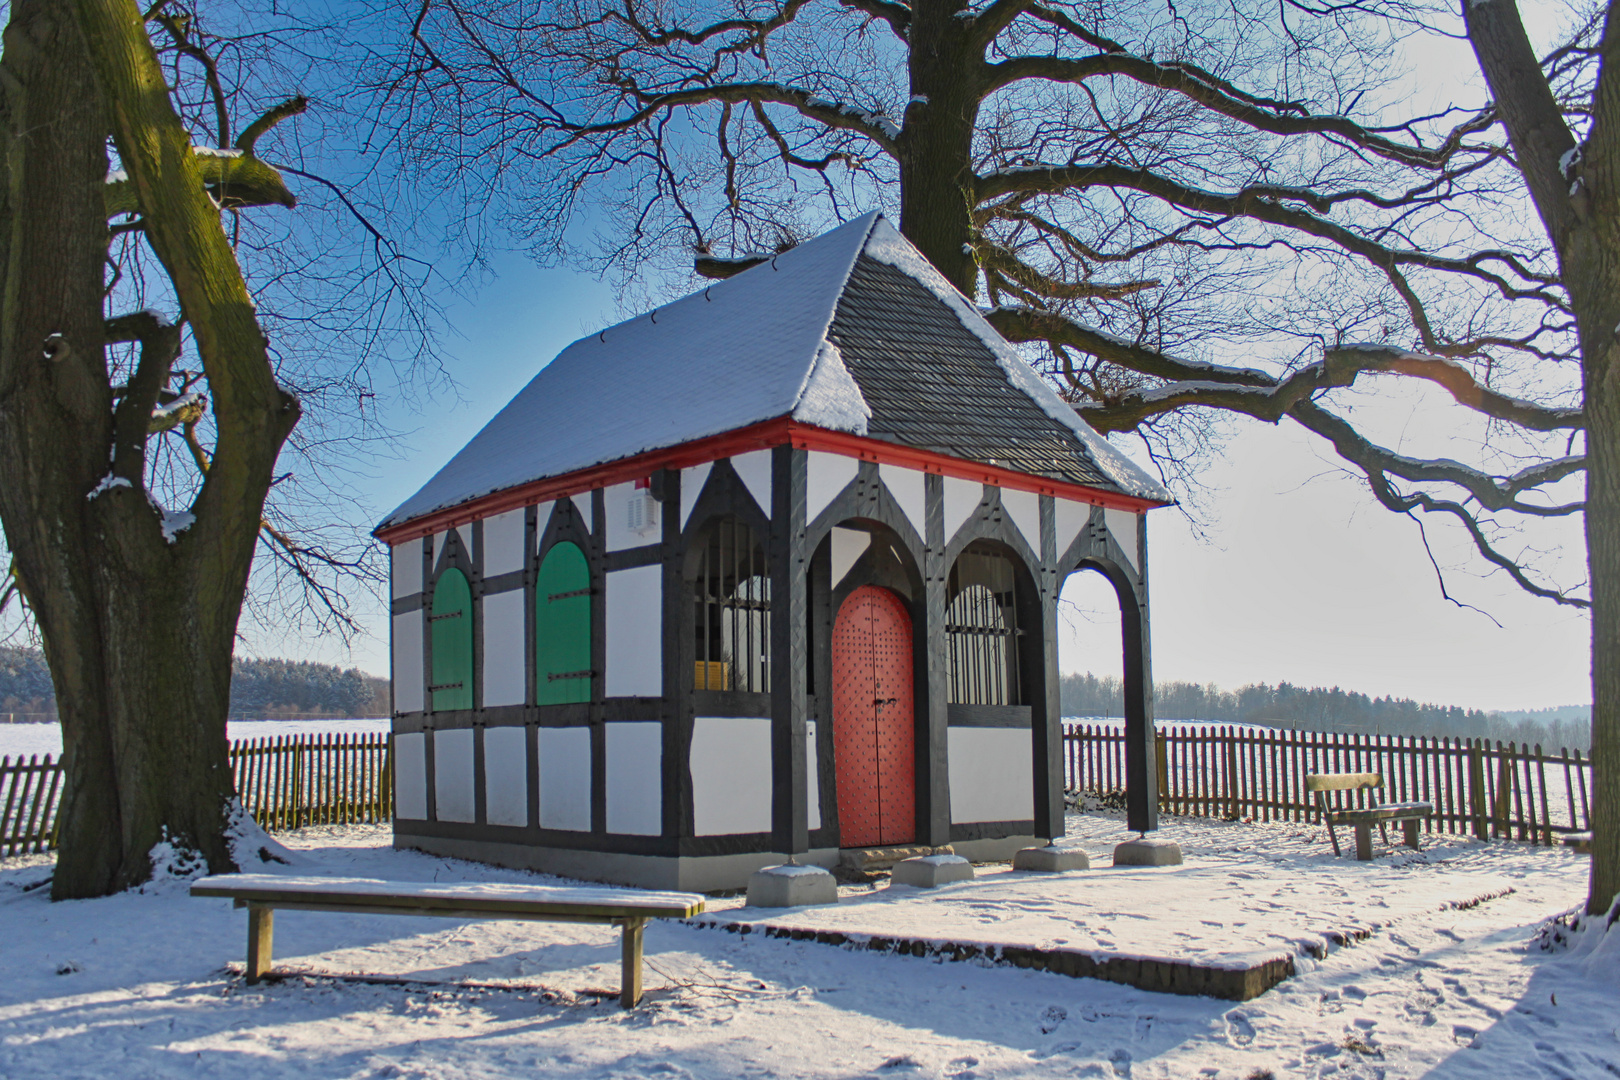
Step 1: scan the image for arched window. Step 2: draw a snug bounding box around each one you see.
[945,546,1023,705]
[430,568,473,711]
[535,541,591,704]
[693,517,770,692]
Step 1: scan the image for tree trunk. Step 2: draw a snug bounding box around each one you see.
[0,0,299,899]
[898,0,983,297]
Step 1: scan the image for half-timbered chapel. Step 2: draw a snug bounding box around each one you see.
[377,212,1172,891]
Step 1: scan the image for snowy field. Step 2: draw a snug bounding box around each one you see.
[0,718,391,760]
[1,812,1615,1079]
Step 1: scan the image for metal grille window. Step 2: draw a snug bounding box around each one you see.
[946,548,1023,705]
[692,517,771,693]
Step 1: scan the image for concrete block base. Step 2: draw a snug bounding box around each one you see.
[891,854,975,888]
[746,864,838,908]
[1013,844,1091,872]
[1112,836,1183,867]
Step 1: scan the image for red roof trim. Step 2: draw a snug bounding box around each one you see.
[374,418,1168,544]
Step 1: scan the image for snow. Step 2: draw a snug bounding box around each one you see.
[160,508,196,543]
[0,718,392,760]
[382,213,1169,531]
[862,219,1172,502]
[192,146,245,159]
[150,391,203,423]
[86,472,133,500]
[0,812,1609,1079]
[792,340,871,434]
[380,215,878,529]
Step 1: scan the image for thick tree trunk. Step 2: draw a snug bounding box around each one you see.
[1465,0,1620,919]
[898,0,982,297]
[0,0,298,899]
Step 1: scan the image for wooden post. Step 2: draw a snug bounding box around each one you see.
[246,904,275,984]
[1154,732,1168,811]
[1224,731,1240,820]
[1468,740,1488,841]
[1493,742,1512,838]
[620,917,646,1008]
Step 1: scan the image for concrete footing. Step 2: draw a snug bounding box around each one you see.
[1013,844,1091,872]
[746,864,839,908]
[891,854,975,888]
[1113,836,1183,867]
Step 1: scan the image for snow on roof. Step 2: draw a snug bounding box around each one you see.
[381,213,1168,531]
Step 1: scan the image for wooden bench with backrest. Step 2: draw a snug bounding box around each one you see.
[191,874,705,1007]
[1306,773,1434,861]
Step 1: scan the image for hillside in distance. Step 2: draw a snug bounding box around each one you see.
[0,648,388,720]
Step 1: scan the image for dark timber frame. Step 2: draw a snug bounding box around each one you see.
[385,423,1160,889]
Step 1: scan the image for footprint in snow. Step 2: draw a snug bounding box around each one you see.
[1223,1011,1256,1047]
[1038,1005,1068,1034]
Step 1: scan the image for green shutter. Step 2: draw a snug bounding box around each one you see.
[430,568,473,711]
[535,542,592,705]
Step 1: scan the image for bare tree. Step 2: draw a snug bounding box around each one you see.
[0,0,439,899]
[374,0,1608,911]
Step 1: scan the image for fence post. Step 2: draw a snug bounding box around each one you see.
[1468,740,1488,841]
[1154,732,1168,811]
[1493,741,1513,838]
[1225,731,1240,820]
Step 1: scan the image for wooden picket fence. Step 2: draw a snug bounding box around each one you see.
[0,732,392,858]
[1065,722,1593,844]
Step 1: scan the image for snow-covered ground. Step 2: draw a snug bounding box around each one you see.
[0,718,391,760]
[1,812,1613,1079]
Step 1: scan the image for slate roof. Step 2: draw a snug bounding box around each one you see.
[380,214,1168,530]
[828,255,1115,490]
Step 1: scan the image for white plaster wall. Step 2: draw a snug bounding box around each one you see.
[392,611,424,714]
[1106,508,1140,572]
[806,450,859,525]
[538,726,592,832]
[943,477,983,541]
[483,725,529,827]
[435,525,473,565]
[605,565,662,697]
[681,462,712,527]
[391,539,422,599]
[605,481,658,551]
[571,491,594,532]
[606,722,662,835]
[434,728,476,823]
[1001,488,1041,555]
[947,727,1034,823]
[481,588,526,707]
[533,501,554,548]
[1054,498,1089,562]
[879,464,927,539]
[393,732,427,820]
[731,450,773,516]
[830,526,870,587]
[690,717,772,836]
[483,509,527,576]
[807,720,822,832]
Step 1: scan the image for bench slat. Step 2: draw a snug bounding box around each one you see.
[1326,802,1434,825]
[1305,772,1383,793]
[192,874,706,920]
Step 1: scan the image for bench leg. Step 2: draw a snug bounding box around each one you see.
[246,904,274,984]
[1325,821,1341,858]
[620,918,646,1009]
[1354,823,1373,861]
[1403,818,1421,849]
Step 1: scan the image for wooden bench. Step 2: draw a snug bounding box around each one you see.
[191,874,705,1007]
[1306,773,1434,861]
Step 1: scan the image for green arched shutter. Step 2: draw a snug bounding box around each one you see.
[430,568,473,711]
[536,542,591,704]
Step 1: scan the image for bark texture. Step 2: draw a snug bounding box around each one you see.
[0,0,299,899]
[1465,0,1617,916]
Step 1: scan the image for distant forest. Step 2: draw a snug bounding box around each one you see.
[0,648,389,720]
[1060,672,1591,752]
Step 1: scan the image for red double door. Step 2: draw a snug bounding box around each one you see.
[831,585,915,847]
